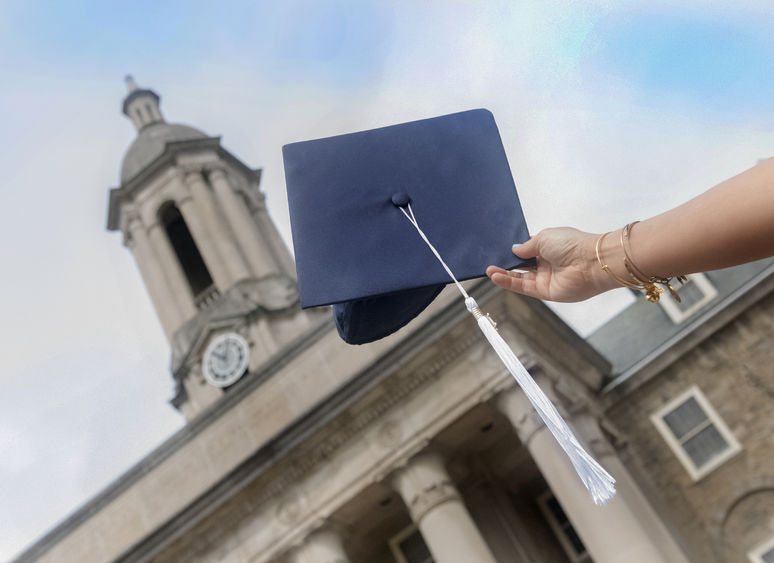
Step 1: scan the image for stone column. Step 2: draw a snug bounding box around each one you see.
[208,167,276,279]
[572,413,691,563]
[126,216,183,338]
[391,451,497,563]
[146,221,197,321]
[251,201,298,280]
[175,189,229,291]
[288,527,350,563]
[496,386,686,563]
[183,170,250,286]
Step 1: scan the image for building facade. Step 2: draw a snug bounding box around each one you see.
[590,263,774,563]
[14,81,774,563]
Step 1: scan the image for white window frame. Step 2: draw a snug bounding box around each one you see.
[748,535,774,563]
[651,385,742,481]
[389,524,433,563]
[537,491,591,563]
[659,272,718,323]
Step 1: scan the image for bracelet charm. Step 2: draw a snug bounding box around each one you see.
[595,223,686,304]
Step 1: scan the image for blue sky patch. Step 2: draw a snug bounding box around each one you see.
[592,12,774,116]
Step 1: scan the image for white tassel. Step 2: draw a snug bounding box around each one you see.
[399,203,616,505]
[466,296,616,505]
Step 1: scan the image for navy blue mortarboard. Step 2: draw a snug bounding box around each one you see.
[282,109,533,344]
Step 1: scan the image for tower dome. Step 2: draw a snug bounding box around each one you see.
[119,76,207,183]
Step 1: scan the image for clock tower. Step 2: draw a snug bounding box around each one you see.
[107,77,316,420]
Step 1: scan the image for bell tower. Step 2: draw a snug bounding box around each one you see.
[107,77,313,420]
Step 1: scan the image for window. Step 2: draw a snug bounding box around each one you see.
[389,525,433,563]
[651,386,741,480]
[659,273,718,323]
[538,491,590,562]
[749,535,774,563]
[159,203,215,299]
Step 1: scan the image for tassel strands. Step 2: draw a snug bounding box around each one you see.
[466,296,616,505]
[399,203,616,505]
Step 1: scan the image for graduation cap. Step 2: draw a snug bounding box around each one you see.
[282,109,616,505]
[283,108,533,344]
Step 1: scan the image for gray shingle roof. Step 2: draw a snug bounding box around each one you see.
[587,258,774,377]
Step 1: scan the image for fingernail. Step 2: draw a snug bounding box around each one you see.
[512,244,521,251]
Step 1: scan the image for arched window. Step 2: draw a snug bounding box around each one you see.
[159,203,214,298]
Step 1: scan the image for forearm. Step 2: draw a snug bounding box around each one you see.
[491,158,774,303]
[596,157,774,284]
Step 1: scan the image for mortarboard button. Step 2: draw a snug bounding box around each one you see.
[391,192,411,207]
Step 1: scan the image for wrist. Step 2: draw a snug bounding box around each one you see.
[625,220,680,280]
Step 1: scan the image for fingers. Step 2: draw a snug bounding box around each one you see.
[485,233,543,298]
[485,266,542,299]
[512,235,539,259]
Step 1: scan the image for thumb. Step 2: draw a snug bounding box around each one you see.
[512,235,539,259]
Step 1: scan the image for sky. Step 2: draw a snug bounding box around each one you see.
[1,0,773,560]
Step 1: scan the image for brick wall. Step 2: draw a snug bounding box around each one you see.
[606,291,774,563]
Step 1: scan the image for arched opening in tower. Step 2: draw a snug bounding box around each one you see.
[159,203,215,300]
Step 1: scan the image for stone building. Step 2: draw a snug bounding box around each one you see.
[13,80,774,563]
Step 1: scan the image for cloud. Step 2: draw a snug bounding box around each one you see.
[0,76,181,559]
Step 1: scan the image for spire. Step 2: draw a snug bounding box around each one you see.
[121,75,164,132]
[125,74,139,93]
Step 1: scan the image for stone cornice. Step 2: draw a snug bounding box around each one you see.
[106,137,263,231]
[511,297,611,388]
[255,327,485,508]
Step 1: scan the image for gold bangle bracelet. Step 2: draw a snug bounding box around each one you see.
[596,226,686,304]
[595,231,649,291]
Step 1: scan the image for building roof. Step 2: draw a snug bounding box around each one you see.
[120,121,207,183]
[588,257,774,379]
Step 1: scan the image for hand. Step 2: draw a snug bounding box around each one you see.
[486,227,619,302]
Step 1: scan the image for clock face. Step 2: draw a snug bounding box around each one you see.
[202,333,249,388]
